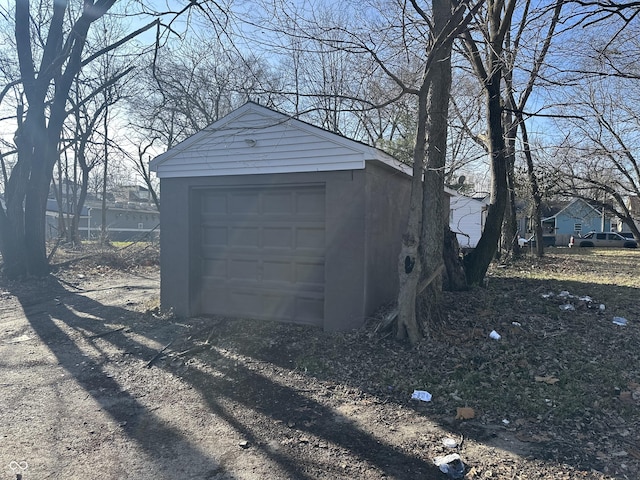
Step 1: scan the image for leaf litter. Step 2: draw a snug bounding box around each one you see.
[2,246,639,479]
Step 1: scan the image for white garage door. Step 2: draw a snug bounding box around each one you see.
[195,185,326,325]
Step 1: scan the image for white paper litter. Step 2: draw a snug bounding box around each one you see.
[434,453,461,467]
[411,390,432,402]
[613,317,628,326]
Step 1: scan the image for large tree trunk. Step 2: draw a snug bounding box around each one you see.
[418,0,458,331]
[24,151,54,276]
[1,142,30,277]
[396,88,429,345]
[0,0,118,278]
[463,73,509,285]
[462,0,515,285]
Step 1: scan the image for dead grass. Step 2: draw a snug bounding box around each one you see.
[49,241,160,271]
[512,247,640,287]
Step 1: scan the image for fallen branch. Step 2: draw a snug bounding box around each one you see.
[376,264,445,332]
[205,327,215,344]
[145,339,175,368]
[417,263,445,295]
[175,344,211,357]
[88,326,126,339]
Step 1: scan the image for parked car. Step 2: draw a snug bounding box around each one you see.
[572,232,638,248]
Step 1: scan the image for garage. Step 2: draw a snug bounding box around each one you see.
[195,184,326,325]
[151,102,412,331]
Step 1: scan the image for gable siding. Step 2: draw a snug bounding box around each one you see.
[552,200,607,234]
[153,108,368,178]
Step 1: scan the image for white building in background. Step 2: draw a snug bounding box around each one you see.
[449,191,489,249]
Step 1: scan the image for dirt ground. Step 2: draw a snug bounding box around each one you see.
[1,248,639,479]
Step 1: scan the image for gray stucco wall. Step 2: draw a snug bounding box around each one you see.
[159,180,192,316]
[323,170,367,331]
[363,162,411,317]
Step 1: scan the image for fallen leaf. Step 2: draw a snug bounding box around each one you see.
[455,407,475,420]
[619,391,634,404]
[465,466,479,478]
[627,447,640,460]
[535,375,560,385]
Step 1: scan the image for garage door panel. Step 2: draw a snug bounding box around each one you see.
[262,260,293,282]
[199,281,323,323]
[202,193,228,214]
[296,227,325,249]
[262,292,296,319]
[229,258,259,280]
[230,290,262,316]
[196,184,325,326]
[295,261,324,284]
[263,191,294,214]
[263,227,293,248]
[203,226,228,246]
[229,226,259,247]
[203,258,227,279]
[229,192,260,214]
[296,190,325,215]
[202,286,228,311]
[295,296,324,324]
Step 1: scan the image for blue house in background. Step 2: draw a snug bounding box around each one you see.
[541,198,608,245]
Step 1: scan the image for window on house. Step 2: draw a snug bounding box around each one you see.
[574,223,582,233]
[138,222,144,229]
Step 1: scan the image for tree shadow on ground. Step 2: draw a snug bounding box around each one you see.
[205,275,640,478]
[7,274,225,478]
[6,274,445,479]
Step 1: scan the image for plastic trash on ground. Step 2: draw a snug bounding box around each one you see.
[411,390,432,402]
[559,304,575,311]
[489,330,501,340]
[434,453,465,479]
[613,317,628,326]
[442,437,458,448]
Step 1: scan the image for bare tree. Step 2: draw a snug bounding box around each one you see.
[501,0,564,258]
[461,0,517,286]
[0,0,164,277]
[552,86,640,239]
[128,37,281,152]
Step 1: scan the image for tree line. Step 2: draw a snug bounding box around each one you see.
[0,0,639,343]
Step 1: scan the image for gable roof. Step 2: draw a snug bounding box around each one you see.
[150,102,410,179]
[448,189,489,206]
[542,198,601,221]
